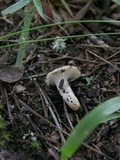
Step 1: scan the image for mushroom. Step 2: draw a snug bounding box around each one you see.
[45,66,81,110]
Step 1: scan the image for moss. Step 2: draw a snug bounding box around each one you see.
[0,106,11,147]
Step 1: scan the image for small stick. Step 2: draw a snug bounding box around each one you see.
[63,102,74,130]
[83,143,114,160]
[2,85,13,123]
[87,50,120,72]
[33,80,66,143]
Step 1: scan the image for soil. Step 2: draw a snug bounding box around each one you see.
[0,1,120,160]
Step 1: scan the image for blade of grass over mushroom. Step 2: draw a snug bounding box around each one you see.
[1,31,120,49]
[61,96,120,160]
[33,0,44,19]
[1,0,31,15]
[0,20,120,40]
[112,0,120,5]
[15,7,35,67]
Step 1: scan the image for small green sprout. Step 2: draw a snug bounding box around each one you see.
[30,140,41,150]
[0,107,11,147]
[23,130,41,150]
[0,115,7,129]
[85,76,94,86]
[1,132,11,142]
[0,105,4,110]
[52,36,67,53]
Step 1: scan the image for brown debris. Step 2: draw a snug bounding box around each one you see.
[0,0,120,159]
[0,65,24,83]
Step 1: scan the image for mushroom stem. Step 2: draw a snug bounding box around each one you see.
[55,78,80,111]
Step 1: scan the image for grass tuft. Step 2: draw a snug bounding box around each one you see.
[61,96,120,160]
[1,0,31,15]
[15,7,35,66]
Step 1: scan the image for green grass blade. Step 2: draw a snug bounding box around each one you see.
[1,31,120,49]
[33,0,44,19]
[61,96,120,160]
[112,0,120,5]
[60,0,73,17]
[15,7,35,66]
[0,20,120,40]
[1,0,31,15]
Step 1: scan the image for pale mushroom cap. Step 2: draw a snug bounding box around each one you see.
[45,65,81,85]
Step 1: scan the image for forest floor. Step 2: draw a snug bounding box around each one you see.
[0,0,120,160]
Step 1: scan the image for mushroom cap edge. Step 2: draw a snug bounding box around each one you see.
[45,65,81,86]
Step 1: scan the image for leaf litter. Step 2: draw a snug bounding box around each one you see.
[0,65,24,83]
[0,0,120,160]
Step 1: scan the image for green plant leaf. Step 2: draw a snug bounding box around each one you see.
[60,0,73,17]
[33,0,44,19]
[1,31,120,49]
[1,0,31,15]
[61,96,120,160]
[112,0,120,5]
[0,19,120,41]
[15,7,35,66]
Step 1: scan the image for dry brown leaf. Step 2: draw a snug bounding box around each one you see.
[0,52,9,68]
[59,0,93,31]
[34,10,42,25]
[0,65,24,83]
[33,0,54,24]
[73,0,93,20]
[41,0,54,23]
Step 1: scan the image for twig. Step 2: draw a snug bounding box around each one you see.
[101,16,120,27]
[87,50,120,72]
[33,80,66,143]
[48,148,59,160]
[48,106,66,142]
[22,73,46,80]
[19,99,55,127]
[59,0,93,31]
[37,55,99,64]
[63,102,74,130]
[83,143,114,160]
[18,99,67,136]
[83,29,109,47]
[46,95,65,131]
[2,85,13,123]
[107,50,120,60]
